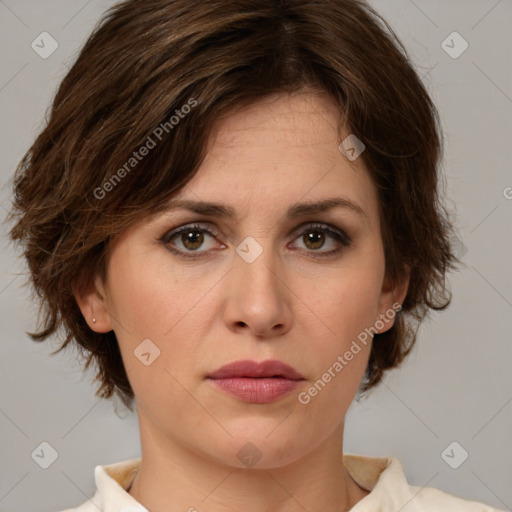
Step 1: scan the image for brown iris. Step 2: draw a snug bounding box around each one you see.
[303,231,325,250]
[181,230,204,250]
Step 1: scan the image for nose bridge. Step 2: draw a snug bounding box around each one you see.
[226,234,290,335]
[235,234,281,293]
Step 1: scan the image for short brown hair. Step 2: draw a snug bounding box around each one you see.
[7,0,459,410]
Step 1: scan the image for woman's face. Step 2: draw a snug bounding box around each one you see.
[79,91,407,469]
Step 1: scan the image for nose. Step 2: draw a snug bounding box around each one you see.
[223,244,292,340]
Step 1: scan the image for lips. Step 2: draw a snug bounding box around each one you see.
[207,360,305,404]
[208,359,304,380]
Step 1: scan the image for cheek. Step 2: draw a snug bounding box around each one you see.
[298,257,384,399]
[107,247,202,337]
[105,249,216,389]
[295,274,379,426]
[309,259,384,341]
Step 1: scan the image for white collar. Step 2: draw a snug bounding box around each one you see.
[80,453,482,512]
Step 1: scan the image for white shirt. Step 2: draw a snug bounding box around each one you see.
[58,454,505,511]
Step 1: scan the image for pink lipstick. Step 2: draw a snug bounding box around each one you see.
[207,359,304,404]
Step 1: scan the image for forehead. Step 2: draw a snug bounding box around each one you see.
[166,92,379,226]
[208,91,342,150]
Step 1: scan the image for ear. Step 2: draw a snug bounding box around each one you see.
[374,264,410,334]
[72,273,114,333]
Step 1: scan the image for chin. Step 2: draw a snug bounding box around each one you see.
[203,425,309,470]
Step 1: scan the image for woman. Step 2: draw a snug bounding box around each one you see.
[7,0,504,510]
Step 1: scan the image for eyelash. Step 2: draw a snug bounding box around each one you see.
[159,222,352,260]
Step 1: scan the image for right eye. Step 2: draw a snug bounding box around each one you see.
[160,223,224,258]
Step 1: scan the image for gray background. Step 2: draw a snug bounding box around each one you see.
[1,1,511,511]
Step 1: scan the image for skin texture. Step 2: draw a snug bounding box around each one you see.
[75,90,409,512]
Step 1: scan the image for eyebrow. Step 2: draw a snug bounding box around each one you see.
[164,197,368,222]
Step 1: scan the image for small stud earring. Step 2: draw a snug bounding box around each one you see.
[92,318,96,323]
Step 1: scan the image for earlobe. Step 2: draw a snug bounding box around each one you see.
[72,274,113,333]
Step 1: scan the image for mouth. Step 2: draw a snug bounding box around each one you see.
[208,359,304,380]
[207,359,305,404]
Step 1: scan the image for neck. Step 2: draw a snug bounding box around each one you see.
[127,415,369,512]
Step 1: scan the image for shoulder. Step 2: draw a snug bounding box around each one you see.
[53,503,99,512]
[344,453,505,512]
[52,459,144,512]
[52,491,103,512]
[408,484,506,511]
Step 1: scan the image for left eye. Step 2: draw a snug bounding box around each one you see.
[293,227,344,252]
[161,223,351,258]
